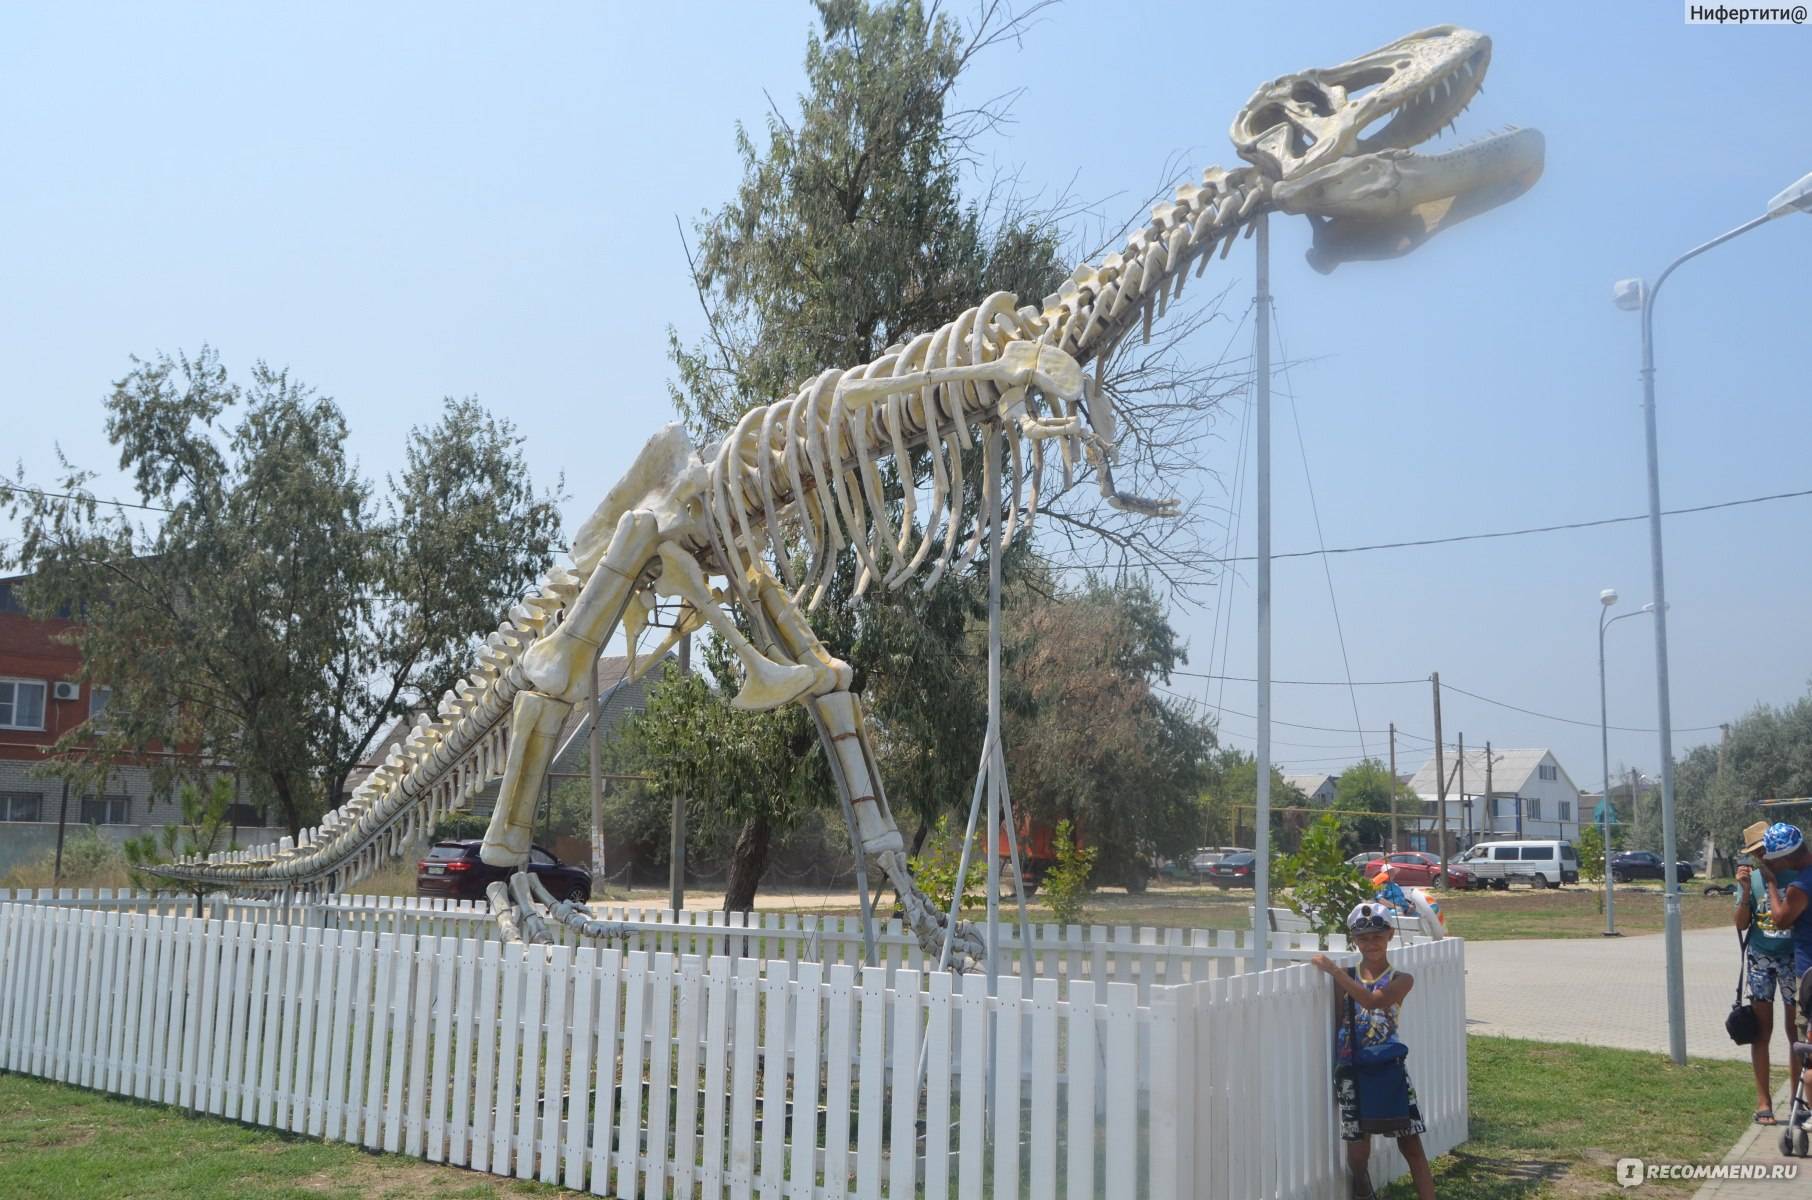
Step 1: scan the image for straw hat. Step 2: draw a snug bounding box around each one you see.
[1741,820,1772,858]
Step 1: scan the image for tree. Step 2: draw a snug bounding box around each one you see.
[653,0,1073,907]
[1003,577,1218,886]
[3,350,561,835]
[123,775,236,913]
[1202,749,1305,849]
[1676,693,1812,865]
[1332,759,1406,853]
[607,652,831,911]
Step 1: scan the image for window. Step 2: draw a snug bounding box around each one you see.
[1538,764,1558,781]
[1521,845,1555,860]
[1558,800,1571,822]
[0,679,47,730]
[1560,843,1577,862]
[529,847,556,867]
[88,686,113,726]
[223,803,265,827]
[1527,799,1542,821]
[1492,846,1517,861]
[0,791,42,821]
[79,794,130,825]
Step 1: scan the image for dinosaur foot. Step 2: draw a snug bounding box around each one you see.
[486,872,630,946]
[899,884,987,974]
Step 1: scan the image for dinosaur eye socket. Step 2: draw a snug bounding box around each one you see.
[1290,81,1333,117]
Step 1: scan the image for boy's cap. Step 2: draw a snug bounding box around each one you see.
[1742,820,1772,857]
[1346,902,1394,933]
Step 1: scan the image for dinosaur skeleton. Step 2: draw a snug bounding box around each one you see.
[150,26,1540,971]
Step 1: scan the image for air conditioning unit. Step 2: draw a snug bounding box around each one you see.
[52,681,81,701]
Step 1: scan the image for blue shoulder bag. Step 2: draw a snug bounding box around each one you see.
[1339,969,1414,1134]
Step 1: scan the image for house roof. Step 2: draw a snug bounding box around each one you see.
[1282,772,1335,797]
[347,652,678,792]
[1406,747,1574,798]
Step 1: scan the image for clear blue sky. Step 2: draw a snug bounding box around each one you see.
[3,2,1808,794]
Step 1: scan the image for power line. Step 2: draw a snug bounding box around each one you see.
[1172,669,1424,687]
[1437,680,1726,736]
[1272,301,1367,759]
[1232,486,1812,563]
[1156,685,1395,735]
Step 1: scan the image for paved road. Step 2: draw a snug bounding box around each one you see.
[1463,925,1766,1063]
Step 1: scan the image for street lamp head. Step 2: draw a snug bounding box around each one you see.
[1612,278,1644,312]
[1766,170,1812,219]
[1640,602,1657,614]
[1601,588,1619,607]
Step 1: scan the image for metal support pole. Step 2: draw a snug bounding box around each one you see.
[985,426,1004,1000]
[589,646,606,887]
[1598,608,1618,936]
[52,777,70,885]
[670,633,690,913]
[1252,210,1272,973]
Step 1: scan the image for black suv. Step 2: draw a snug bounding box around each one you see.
[1609,851,1695,885]
[416,839,593,903]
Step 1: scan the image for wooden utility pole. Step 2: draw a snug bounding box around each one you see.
[1432,673,1448,878]
[1388,723,1399,851]
[1485,740,1493,842]
[1457,733,1466,845]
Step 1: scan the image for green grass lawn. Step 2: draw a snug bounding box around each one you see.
[0,1036,1755,1199]
[1388,1038,1756,1199]
[0,1074,561,1200]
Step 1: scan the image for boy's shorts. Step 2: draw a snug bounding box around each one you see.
[1747,948,1799,1006]
[1335,1070,1427,1142]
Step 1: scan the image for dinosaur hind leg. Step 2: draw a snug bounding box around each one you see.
[752,568,986,972]
[480,508,661,868]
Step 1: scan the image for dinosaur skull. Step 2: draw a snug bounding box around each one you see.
[1231,26,1543,271]
[1233,26,1492,180]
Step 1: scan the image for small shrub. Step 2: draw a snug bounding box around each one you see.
[908,813,986,917]
[1040,819,1096,926]
[1275,812,1375,944]
[1576,823,1606,883]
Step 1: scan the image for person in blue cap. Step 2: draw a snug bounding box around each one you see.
[1737,819,1803,1124]
[1310,902,1434,1200]
[1754,821,1812,1127]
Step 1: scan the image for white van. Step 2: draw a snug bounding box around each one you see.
[1457,839,1579,889]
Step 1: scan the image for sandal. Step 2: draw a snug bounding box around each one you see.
[1755,1108,1777,1125]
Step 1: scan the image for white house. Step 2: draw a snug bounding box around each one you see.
[1402,747,1582,855]
[1282,772,1337,806]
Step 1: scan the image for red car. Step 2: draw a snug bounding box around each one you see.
[1363,851,1446,887]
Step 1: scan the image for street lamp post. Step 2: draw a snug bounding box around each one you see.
[1613,168,1812,1066]
[1597,591,1655,937]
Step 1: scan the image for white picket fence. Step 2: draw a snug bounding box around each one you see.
[0,889,1418,1005]
[0,900,1464,1198]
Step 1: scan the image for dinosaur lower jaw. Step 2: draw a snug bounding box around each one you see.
[1302,128,1544,273]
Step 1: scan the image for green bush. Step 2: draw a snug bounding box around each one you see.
[1040,819,1096,926]
[1576,823,1606,884]
[908,814,986,917]
[429,813,489,841]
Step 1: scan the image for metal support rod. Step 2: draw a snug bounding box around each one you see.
[589,651,606,886]
[670,633,690,913]
[1598,605,1618,936]
[985,424,1004,1000]
[1252,210,1272,973]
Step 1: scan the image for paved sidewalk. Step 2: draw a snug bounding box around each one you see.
[1463,926,1755,1062]
[1686,1080,1807,1199]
